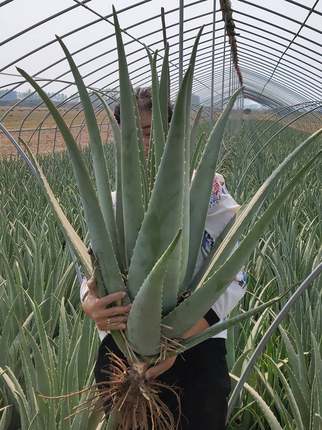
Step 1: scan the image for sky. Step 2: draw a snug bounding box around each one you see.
[0,0,321,107]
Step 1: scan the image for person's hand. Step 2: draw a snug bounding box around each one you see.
[82,277,131,331]
[145,356,177,380]
[145,318,210,379]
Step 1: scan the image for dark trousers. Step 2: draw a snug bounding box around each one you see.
[94,335,231,430]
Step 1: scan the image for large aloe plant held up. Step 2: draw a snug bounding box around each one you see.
[15,6,322,429]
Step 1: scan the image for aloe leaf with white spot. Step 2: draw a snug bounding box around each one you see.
[184,88,242,285]
[127,230,181,357]
[147,49,165,170]
[56,36,120,268]
[113,6,145,265]
[190,105,203,157]
[189,127,322,292]
[94,92,126,271]
[159,42,170,136]
[162,148,321,337]
[127,66,192,308]
[16,67,125,298]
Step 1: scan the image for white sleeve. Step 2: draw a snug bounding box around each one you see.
[196,173,248,320]
[211,265,248,320]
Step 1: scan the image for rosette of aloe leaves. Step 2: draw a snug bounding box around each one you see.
[15,6,322,430]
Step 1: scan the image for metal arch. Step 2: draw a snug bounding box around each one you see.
[207,45,320,89]
[235,51,322,91]
[1,3,215,132]
[235,41,321,80]
[189,67,311,107]
[0,2,316,104]
[234,18,321,58]
[0,0,321,149]
[169,46,320,105]
[259,0,320,95]
[0,0,92,47]
[237,35,321,74]
[0,0,13,6]
[1,2,217,116]
[0,0,149,73]
[231,8,322,48]
[16,19,227,128]
[233,23,321,66]
[169,42,321,96]
[236,0,321,35]
[0,0,201,101]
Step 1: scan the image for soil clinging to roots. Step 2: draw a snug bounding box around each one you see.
[45,352,181,430]
[94,352,181,430]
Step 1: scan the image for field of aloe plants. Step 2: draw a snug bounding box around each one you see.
[0,11,321,429]
[1,116,321,429]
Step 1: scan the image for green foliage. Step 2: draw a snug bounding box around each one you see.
[0,8,321,429]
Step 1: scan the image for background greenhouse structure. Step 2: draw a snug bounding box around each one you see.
[0,1,321,429]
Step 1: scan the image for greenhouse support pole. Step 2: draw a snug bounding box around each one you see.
[210,0,216,123]
[179,0,184,85]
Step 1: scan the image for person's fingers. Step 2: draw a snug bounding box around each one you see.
[145,363,164,380]
[96,316,127,331]
[96,323,126,331]
[145,356,176,380]
[100,291,127,306]
[95,305,131,319]
[87,277,97,294]
[98,315,128,326]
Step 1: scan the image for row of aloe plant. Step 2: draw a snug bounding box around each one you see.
[221,121,322,429]
[1,7,322,430]
[1,107,321,429]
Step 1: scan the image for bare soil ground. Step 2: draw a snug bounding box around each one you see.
[1,107,320,158]
[243,111,322,134]
[0,106,110,157]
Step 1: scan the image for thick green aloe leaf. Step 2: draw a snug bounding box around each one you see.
[184,26,203,145]
[177,296,279,352]
[17,67,125,298]
[19,139,92,277]
[190,106,203,158]
[127,66,192,309]
[190,131,206,177]
[56,36,120,268]
[147,49,165,170]
[146,128,156,196]
[159,42,170,136]
[162,148,321,337]
[178,26,204,296]
[113,7,145,265]
[189,127,322,291]
[95,93,126,271]
[184,88,242,285]
[132,90,149,209]
[127,231,181,357]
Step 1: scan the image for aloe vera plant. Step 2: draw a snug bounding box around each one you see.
[9,7,322,429]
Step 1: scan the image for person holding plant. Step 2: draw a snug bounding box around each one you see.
[81,87,247,429]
